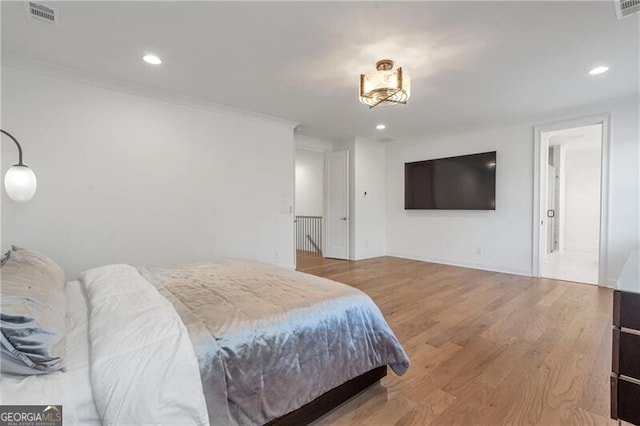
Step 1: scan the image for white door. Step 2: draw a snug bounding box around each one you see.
[545,165,557,258]
[325,150,349,259]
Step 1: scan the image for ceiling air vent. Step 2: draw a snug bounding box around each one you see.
[27,2,57,25]
[615,0,640,18]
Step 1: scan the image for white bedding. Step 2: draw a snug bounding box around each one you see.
[1,265,210,426]
[0,280,100,424]
[80,264,209,426]
[2,260,408,425]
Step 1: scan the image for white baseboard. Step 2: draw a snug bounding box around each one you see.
[563,247,599,253]
[280,263,297,271]
[386,252,533,277]
[352,253,386,261]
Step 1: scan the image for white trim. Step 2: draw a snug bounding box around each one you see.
[322,151,328,257]
[292,141,298,269]
[344,150,350,261]
[2,53,298,130]
[294,133,334,153]
[295,142,330,154]
[351,254,386,261]
[532,113,611,286]
[296,147,329,156]
[387,252,532,277]
[295,135,332,258]
[295,147,328,257]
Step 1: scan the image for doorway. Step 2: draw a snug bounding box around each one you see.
[533,116,609,286]
[295,149,325,265]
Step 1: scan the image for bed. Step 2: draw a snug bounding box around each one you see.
[1,249,409,425]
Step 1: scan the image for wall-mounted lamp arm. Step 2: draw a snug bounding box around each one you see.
[0,129,24,166]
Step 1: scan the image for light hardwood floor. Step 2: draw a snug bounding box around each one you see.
[296,252,614,425]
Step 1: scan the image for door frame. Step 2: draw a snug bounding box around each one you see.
[294,146,329,264]
[545,163,558,257]
[532,113,611,286]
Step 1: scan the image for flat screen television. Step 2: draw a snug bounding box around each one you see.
[405,151,496,210]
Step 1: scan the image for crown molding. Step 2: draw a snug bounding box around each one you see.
[1,52,299,130]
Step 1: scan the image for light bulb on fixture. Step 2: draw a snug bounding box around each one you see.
[1,130,37,203]
[376,124,386,130]
[589,65,609,75]
[143,54,162,65]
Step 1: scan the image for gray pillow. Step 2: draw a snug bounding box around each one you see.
[0,250,10,266]
[1,246,66,375]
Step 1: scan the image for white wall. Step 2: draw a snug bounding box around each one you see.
[353,137,386,260]
[385,95,639,282]
[386,126,532,275]
[606,96,640,282]
[1,66,296,278]
[295,149,324,217]
[562,146,601,251]
[2,68,636,284]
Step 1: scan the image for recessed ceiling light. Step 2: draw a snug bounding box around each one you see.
[589,65,609,75]
[376,124,386,130]
[143,54,162,65]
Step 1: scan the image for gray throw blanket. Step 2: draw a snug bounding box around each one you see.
[139,260,409,426]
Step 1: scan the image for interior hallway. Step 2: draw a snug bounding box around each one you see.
[543,249,599,285]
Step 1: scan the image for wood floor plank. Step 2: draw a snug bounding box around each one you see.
[296,253,614,425]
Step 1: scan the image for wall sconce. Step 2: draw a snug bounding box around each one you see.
[1,130,37,202]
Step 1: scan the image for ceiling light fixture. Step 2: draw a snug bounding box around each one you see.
[143,54,162,65]
[376,124,386,130]
[360,59,411,109]
[589,65,609,75]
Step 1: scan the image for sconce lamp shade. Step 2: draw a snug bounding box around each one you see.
[5,165,37,202]
[1,129,37,202]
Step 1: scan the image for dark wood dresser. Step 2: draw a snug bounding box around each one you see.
[612,250,640,425]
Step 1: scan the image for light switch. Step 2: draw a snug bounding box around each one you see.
[280,195,292,214]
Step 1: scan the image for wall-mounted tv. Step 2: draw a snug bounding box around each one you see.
[405,151,496,210]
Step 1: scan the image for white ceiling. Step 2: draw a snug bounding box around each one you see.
[2,1,638,142]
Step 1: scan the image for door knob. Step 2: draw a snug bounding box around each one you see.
[339,217,348,221]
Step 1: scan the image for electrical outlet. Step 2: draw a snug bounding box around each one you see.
[475,247,482,255]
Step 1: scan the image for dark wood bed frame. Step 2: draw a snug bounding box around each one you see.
[266,366,387,426]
